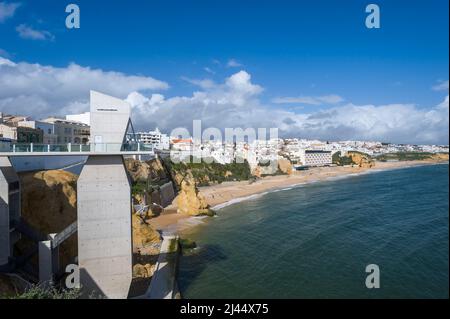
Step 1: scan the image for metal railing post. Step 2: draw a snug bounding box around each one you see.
[30,143,33,153]
[68,143,71,152]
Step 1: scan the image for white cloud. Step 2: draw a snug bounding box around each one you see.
[0,56,15,66]
[272,94,345,105]
[0,58,168,118]
[16,24,55,41]
[0,57,447,145]
[0,1,20,22]
[204,67,215,74]
[181,77,217,90]
[227,59,243,68]
[126,72,448,145]
[432,80,449,92]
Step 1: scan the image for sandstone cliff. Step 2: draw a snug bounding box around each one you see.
[132,213,161,279]
[431,153,449,161]
[252,157,293,177]
[19,170,78,268]
[175,179,210,216]
[348,151,375,168]
[125,157,169,184]
[277,158,293,175]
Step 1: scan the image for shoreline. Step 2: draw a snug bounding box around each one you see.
[148,159,449,235]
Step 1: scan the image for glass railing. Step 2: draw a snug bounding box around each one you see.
[4,143,154,153]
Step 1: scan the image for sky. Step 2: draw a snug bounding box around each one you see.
[0,0,448,144]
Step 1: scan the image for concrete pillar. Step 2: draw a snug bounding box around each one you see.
[77,155,132,299]
[38,234,59,286]
[0,157,20,268]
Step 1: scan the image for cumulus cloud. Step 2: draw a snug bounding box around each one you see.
[0,57,447,145]
[0,57,168,118]
[16,24,55,41]
[0,1,20,22]
[432,80,449,92]
[0,56,15,66]
[127,72,448,145]
[272,94,345,105]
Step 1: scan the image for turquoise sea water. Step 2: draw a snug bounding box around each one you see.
[178,164,449,298]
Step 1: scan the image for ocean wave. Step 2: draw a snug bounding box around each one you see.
[212,193,267,210]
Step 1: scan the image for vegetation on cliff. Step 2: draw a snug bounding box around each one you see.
[332,151,374,168]
[163,156,252,187]
[332,151,356,166]
[347,151,375,168]
[375,152,448,162]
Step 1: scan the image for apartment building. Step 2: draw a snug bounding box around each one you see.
[299,150,332,167]
[42,117,90,144]
[132,128,170,150]
[0,123,43,143]
[17,120,57,144]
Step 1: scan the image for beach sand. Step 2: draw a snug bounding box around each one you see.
[148,159,448,233]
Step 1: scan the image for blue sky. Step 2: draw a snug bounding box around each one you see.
[0,0,449,144]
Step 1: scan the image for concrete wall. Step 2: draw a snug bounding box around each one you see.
[10,155,87,173]
[160,181,175,207]
[77,155,132,299]
[90,91,131,152]
[0,157,20,267]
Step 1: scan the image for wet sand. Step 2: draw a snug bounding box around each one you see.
[148,159,448,233]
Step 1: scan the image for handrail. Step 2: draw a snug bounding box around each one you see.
[4,143,154,154]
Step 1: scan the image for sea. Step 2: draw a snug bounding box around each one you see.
[178,164,449,298]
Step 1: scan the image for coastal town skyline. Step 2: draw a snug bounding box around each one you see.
[0,0,449,145]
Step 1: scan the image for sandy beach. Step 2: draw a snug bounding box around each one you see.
[148,159,448,233]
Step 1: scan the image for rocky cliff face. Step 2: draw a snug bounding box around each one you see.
[252,157,293,177]
[125,157,170,184]
[126,157,213,216]
[431,153,449,161]
[19,170,78,268]
[175,179,210,216]
[348,151,375,168]
[132,213,161,279]
[277,158,293,175]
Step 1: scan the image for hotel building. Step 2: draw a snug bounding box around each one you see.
[299,149,332,167]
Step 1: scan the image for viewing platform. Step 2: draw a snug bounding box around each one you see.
[0,142,155,157]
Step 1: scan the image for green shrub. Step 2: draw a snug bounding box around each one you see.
[10,285,81,299]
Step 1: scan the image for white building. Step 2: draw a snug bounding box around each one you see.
[299,150,332,166]
[42,117,90,144]
[133,128,170,150]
